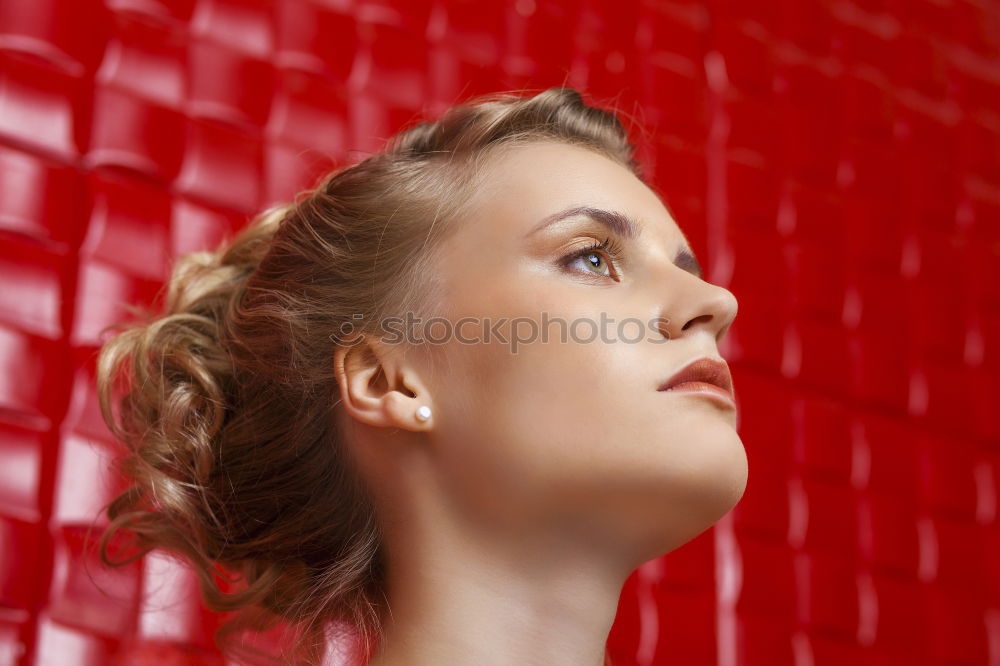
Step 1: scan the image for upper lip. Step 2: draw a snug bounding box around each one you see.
[658,357,733,396]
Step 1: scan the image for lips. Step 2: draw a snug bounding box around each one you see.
[657,357,734,397]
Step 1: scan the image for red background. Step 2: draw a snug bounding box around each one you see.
[1,1,998,664]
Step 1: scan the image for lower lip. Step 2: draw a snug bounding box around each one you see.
[659,381,737,409]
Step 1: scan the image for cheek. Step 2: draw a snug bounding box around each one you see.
[433,335,638,494]
[434,336,747,532]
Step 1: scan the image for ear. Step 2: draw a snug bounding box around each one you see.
[333,334,434,432]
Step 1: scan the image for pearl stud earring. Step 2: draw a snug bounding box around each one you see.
[415,405,432,423]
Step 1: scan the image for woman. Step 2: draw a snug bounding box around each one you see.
[98,87,747,666]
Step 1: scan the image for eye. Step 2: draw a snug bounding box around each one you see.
[560,236,624,280]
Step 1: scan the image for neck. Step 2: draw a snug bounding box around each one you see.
[364,506,635,666]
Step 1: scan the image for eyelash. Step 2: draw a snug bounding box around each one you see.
[560,236,625,279]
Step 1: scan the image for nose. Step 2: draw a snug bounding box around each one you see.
[656,275,738,345]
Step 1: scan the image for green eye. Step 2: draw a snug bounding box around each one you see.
[560,236,623,280]
[574,250,611,276]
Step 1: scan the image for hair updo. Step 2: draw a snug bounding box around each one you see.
[97,87,642,665]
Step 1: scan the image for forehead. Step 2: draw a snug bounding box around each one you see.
[465,141,685,244]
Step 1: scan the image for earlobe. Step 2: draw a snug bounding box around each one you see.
[333,337,433,432]
[383,391,434,431]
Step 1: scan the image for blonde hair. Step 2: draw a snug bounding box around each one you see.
[97,87,641,665]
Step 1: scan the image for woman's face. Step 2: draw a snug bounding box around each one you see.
[415,140,746,559]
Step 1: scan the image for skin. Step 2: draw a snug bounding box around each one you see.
[334,141,746,666]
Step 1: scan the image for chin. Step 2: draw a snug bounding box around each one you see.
[669,431,749,545]
[619,446,748,560]
[708,430,749,515]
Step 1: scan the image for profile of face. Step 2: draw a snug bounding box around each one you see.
[342,140,746,570]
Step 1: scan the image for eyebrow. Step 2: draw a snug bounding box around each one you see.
[673,246,703,280]
[527,205,703,279]
[528,205,640,240]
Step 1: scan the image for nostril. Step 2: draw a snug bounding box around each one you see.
[682,313,712,331]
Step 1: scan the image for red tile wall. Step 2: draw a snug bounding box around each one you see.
[0,1,997,665]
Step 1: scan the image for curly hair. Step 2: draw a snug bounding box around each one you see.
[96,86,642,665]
